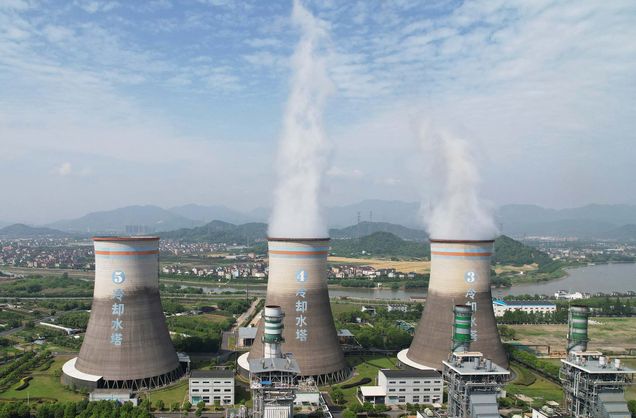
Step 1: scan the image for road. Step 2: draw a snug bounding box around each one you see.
[233,298,262,331]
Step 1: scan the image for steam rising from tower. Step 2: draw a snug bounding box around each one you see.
[419,123,498,240]
[268,0,332,239]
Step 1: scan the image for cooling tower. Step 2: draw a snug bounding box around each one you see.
[62,237,183,390]
[398,239,508,370]
[242,238,349,384]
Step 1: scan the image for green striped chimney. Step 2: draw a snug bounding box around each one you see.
[452,304,473,353]
[263,305,284,359]
[567,305,590,353]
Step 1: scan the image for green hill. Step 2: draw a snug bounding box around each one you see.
[331,231,428,258]
[161,220,267,245]
[493,235,552,267]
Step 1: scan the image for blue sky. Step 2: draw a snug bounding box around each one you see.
[1,0,635,223]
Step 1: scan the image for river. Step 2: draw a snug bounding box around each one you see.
[181,263,636,301]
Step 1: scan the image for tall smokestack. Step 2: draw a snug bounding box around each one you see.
[398,239,508,370]
[567,305,590,353]
[242,238,348,384]
[452,304,473,353]
[62,237,182,390]
[263,305,285,359]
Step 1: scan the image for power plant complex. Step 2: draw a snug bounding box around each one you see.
[62,237,184,391]
[239,238,349,384]
[399,239,508,370]
[51,233,636,418]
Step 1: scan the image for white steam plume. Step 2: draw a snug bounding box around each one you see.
[268,0,333,239]
[419,122,499,240]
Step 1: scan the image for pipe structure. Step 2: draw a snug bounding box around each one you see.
[246,238,349,384]
[452,305,473,353]
[567,305,590,353]
[62,237,182,390]
[400,239,508,370]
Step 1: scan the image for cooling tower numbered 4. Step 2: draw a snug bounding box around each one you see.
[112,271,126,284]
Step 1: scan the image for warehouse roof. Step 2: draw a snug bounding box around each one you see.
[380,368,441,378]
[190,369,234,378]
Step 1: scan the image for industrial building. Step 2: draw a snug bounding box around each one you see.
[248,305,306,418]
[62,237,183,391]
[358,369,443,405]
[559,306,634,418]
[400,240,508,371]
[442,305,510,418]
[492,299,557,317]
[189,370,235,406]
[242,238,349,384]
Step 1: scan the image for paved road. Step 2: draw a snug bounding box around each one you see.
[233,298,262,331]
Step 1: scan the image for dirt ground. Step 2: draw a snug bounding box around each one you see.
[511,317,636,354]
[328,256,430,274]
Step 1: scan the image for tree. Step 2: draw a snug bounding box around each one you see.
[343,410,356,418]
[155,400,165,411]
[331,388,345,405]
[196,401,205,410]
[171,402,180,412]
[182,401,192,412]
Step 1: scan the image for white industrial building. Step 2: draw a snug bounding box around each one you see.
[359,369,443,405]
[189,370,235,405]
[492,299,557,317]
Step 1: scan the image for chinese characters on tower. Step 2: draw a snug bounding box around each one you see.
[465,271,478,341]
[295,270,308,342]
[111,271,125,346]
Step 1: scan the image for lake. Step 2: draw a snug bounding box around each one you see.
[181,263,636,301]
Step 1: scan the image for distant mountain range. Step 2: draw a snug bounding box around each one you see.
[0,224,71,239]
[2,200,636,240]
[161,220,428,244]
[47,205,201,233]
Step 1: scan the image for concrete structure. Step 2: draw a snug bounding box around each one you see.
[62,237,183,391]
[492,299,557,317]
[89,389,137,405]
[560,306,634,418]
[532,405,572,417]
[238,327,258,348]
[358,369,443,405]
[399,240,508,370]
[189,370,235,405]
[245,239,348,384]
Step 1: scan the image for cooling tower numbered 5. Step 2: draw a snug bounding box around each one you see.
[112,271,126,284]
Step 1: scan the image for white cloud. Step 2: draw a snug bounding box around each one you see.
[326,166,364,179]
[56,162,72,176]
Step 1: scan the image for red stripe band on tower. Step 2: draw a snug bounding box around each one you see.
[431,251,492,257]
[269,250,329,256]
[95,250,159,256]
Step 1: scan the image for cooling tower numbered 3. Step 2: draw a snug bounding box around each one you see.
[464,271,477,283]
[112,271,126,284]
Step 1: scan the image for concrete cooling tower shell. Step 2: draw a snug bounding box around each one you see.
[245,238,349,384]
[62,237,183,390]
[399,240,508,370]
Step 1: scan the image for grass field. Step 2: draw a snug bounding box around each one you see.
[0,355,83,402]
[510,317,636,353]
[141,379,189,407]
[328,257,430,274]
[506,363,563,407]
[328,355,397,406]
